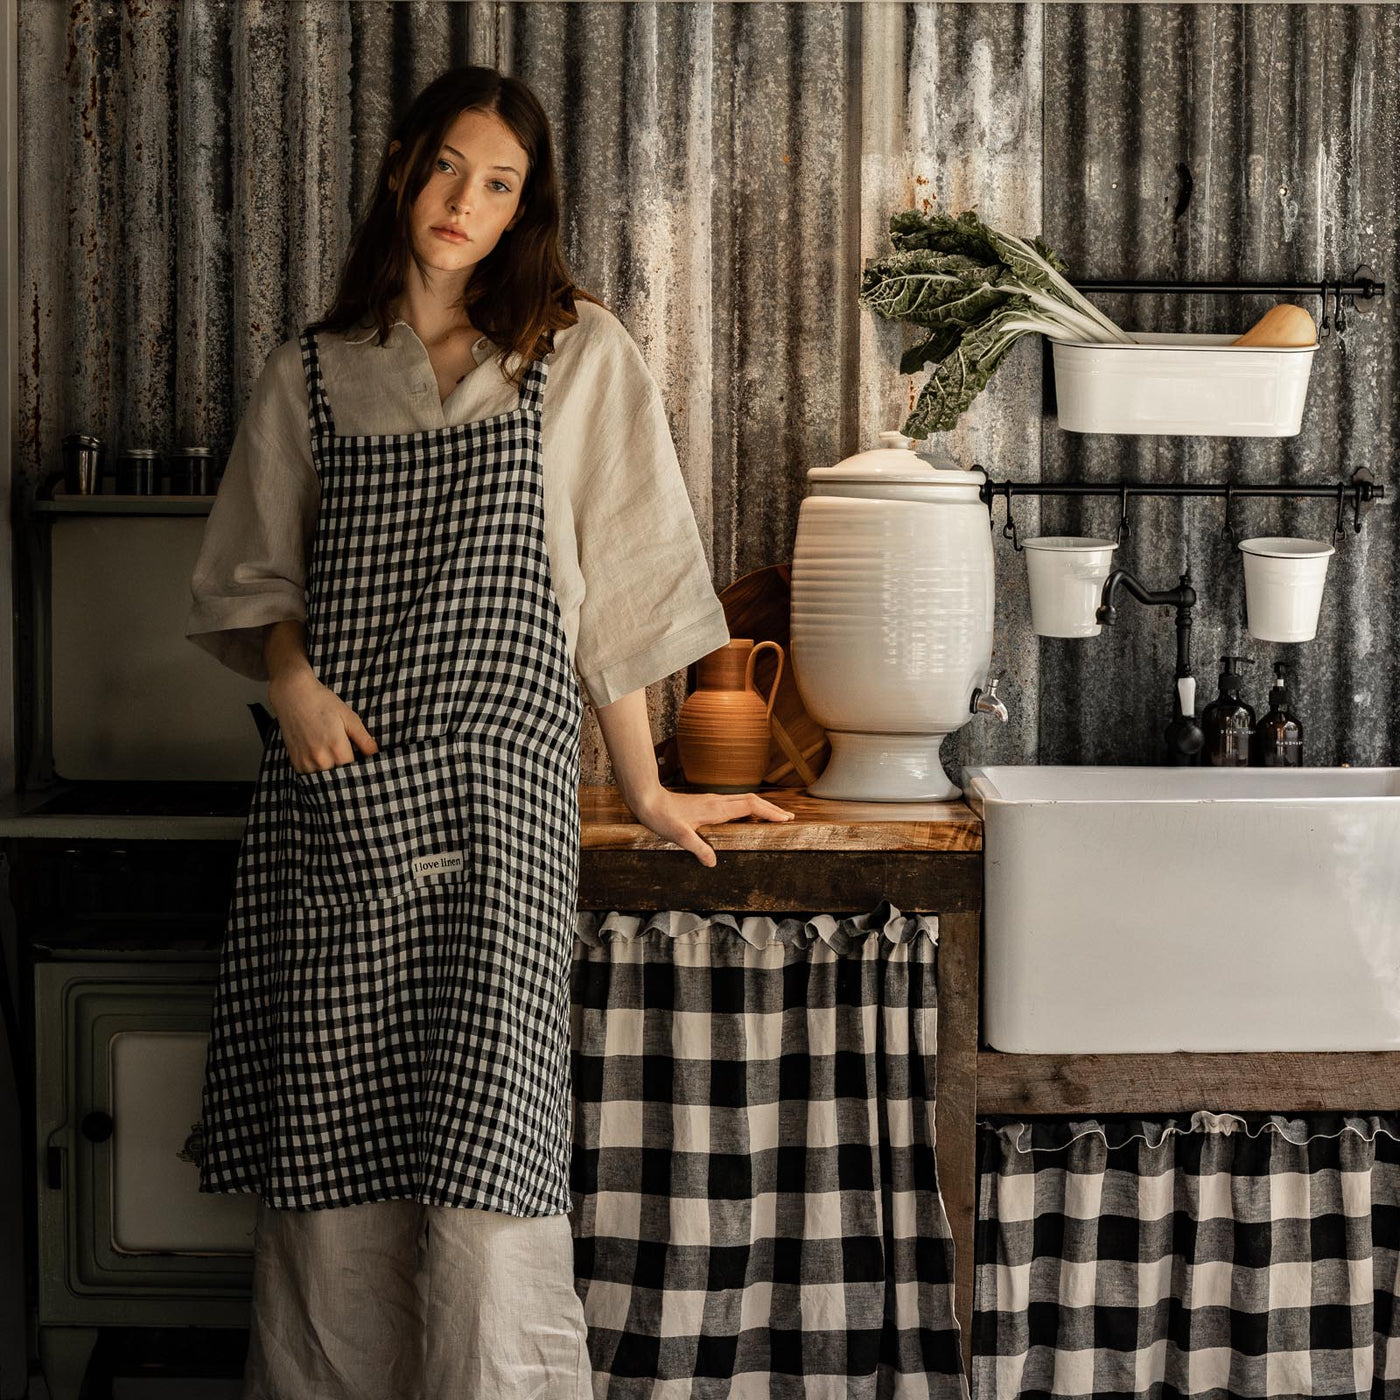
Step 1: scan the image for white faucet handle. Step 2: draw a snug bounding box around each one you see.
[1177,675,1196,717]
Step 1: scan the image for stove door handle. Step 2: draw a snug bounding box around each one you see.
[81,1110,114,1143]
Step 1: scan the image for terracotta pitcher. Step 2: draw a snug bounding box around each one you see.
[676,639,785,791]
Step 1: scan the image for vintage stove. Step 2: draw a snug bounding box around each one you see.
[1,778,260,1396]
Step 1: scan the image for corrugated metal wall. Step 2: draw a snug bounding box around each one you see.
[16,2,1397,782]
[1035,3,1399,769]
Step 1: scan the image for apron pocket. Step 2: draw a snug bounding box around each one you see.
[290,731,471,910]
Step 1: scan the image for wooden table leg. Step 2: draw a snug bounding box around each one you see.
[933,911,979,1389]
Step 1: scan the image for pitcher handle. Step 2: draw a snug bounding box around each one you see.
[744,640,786,721]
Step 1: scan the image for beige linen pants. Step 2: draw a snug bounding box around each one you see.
[241,1199,593,1400]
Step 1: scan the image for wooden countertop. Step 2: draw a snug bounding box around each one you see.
[0,782,981,852]
[580,786,981,852]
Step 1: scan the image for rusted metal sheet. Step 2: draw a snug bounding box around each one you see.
[15,2,1396,783]
[1038,3,1398,766]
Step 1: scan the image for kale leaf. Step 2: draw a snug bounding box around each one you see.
[861,207,1132,435]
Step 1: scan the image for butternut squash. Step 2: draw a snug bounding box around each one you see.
[1231,303,1317,347]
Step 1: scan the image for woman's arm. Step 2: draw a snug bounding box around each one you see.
[265,618,314,689]
[592,687,793,866]
[264,619,379,774]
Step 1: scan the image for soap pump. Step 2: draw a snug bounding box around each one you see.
[1254,661,1303,767]
[1201,656,1256,767]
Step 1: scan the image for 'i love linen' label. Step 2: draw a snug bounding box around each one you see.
[411,851,466,880]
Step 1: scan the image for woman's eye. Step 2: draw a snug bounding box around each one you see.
[435,160,511,193]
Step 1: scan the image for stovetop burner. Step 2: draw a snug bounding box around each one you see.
[24,780,255,818]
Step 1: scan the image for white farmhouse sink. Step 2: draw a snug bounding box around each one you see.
[963,765,1400,1053]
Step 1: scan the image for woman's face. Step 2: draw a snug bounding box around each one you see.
[389,108,530,284]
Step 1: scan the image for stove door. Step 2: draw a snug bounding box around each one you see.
[35,960,256,1327]
[112,1029,254,1252]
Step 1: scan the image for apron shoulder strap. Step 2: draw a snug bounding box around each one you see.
[518,333,551,415]
[298,330,337,440]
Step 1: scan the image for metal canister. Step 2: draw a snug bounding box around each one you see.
[61,433,105,495]
[169,446,216,495]
[115,447,161,495]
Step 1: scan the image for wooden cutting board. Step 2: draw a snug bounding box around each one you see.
[656,563,830,789]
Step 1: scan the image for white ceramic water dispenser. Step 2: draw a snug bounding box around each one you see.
[789,430,1005,801]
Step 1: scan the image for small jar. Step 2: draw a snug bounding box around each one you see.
[115,447,161,495]
[61,433,105,494]
[169,446,216,495]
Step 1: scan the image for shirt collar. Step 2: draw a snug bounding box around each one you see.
[344,316,493,359]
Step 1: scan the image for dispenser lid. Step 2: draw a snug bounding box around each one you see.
[807,431,986,486]
[1217,655,1255,690]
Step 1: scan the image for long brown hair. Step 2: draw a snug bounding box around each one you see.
[306,64,605,389]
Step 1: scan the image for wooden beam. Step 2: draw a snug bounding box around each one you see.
[976,1050,1400,1114]
[579,849,981,913]
[934,912,979,1384]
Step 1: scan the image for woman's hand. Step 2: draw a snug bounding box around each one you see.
[628,787,794,867]
[269,669,379,776]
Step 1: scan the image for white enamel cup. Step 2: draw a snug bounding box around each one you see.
[1237,537,1335,642]
[1023,536,1120,638]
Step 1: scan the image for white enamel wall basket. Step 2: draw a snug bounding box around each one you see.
[788,431,1005,803]
[1052,332,1318,436]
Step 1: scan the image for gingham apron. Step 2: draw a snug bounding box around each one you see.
[197,326,584,1216]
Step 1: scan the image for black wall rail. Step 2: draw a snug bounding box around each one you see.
[978,467,1385,551]
[1068,266,1385,339]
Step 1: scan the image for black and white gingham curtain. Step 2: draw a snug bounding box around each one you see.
[569,901,969,1399]
[974,1110,1400,1400]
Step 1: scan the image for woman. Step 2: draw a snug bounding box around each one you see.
[186,64,792,1400]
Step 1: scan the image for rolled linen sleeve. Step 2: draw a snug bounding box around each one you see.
[570,324,730,707]
[185,340,319,682]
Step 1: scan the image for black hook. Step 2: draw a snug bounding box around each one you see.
[1348,466,1379,536]
[1115,485,1132,546]
[1319,279,1332,340]
[1002,486,1023,552]
[1221,483,1236,545]
[1333,481,1346,544]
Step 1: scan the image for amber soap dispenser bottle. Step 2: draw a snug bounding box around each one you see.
[1201,656,1256,766]
[1254,661,1303,766]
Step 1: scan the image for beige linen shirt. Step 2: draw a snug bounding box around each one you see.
[185,300,730,707]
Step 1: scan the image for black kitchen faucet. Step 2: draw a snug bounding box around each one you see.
[1095,568,1205,765]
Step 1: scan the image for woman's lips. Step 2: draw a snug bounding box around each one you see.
[432,226,467,243]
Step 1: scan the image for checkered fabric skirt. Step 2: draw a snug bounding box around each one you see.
[569,900,969,1399]
[973,1110,1400,1400]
